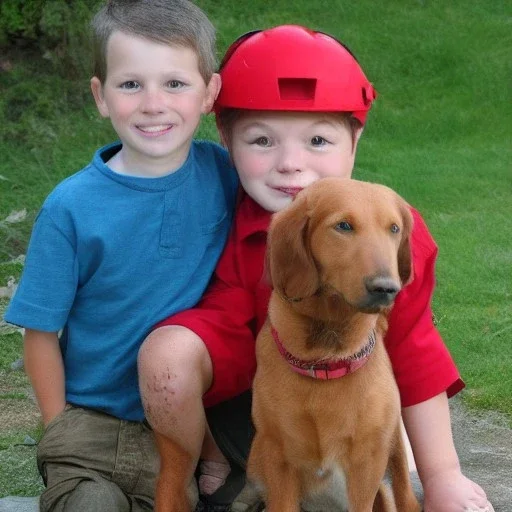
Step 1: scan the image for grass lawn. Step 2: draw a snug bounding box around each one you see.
[0,0,510,497]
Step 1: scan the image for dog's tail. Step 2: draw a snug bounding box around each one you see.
[387,424,422,511]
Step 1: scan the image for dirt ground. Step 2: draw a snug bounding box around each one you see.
[0,396,511,511]
[446,398,512,511]
[0,399,39,432]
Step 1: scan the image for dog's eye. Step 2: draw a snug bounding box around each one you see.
[335,221,353,232]
[390,223,400,234]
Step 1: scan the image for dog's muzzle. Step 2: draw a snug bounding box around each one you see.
[361,276,400,309]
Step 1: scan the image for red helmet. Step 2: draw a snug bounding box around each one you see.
[215,25,376,124]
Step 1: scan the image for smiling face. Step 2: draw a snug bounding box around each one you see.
[91,31,220,177]
[226,111,363,212]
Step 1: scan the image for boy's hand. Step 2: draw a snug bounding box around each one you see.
[422,469,493,512]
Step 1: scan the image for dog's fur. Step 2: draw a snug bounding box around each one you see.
[247,178,421,512]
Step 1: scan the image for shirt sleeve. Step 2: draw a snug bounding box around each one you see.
[155,233,258,408]
[385,209,465,407]
[4,207,78,332]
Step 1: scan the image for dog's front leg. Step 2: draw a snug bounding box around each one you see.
[248,434,301,512]
[265,461,302,512]
[344,445,390,512]
[388,426,421,511]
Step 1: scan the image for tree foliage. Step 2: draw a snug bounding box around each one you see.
[0,0,102,79]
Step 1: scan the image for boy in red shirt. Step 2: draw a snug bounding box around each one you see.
[139,26,492,512]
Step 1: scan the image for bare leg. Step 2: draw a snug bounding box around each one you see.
[153,432,194,512]
[138,326,226,511]
[198,425,231,494]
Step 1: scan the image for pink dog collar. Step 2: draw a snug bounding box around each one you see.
[271,325,376,380]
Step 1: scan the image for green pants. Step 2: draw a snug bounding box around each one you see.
[37,405,159,512]
[36,392,254,511]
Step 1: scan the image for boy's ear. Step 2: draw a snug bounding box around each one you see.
[202,73,221,114]
[353,125,364,152]
[90,77,109,118]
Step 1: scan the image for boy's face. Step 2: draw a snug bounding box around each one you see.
[228,111,362,212]
[91,31,220,175]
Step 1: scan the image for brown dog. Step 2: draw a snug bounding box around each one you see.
[247,178,421,512]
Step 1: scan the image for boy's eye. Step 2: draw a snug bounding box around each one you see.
[253,136,272,147]
[311,135,327,146]
[167,80,185,89]
[120,81,139,90]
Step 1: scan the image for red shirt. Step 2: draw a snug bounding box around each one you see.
[159,193,464,408]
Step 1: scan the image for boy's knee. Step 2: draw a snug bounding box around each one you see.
[138,326,212,414]
[139,325,206,369]
[51,479,130,512]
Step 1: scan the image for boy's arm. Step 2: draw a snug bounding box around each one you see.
[158,213,265,407]
[24,328,66,426]
[403,393,490,511]
[163,277,258,407]
[389,210,490,509]
[385,208,464,406]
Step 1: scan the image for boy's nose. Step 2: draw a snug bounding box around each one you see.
[140,88,166,114]
[276,146,303,174]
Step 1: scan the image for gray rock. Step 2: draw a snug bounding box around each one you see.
[0,496,39,512]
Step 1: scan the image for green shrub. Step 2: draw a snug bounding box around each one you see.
[0,1,101,146]
[39,0,101,79]
[0,64,91,147]
[0,0,101,79]
[0,0,44,44]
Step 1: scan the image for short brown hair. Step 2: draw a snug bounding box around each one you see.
[91,0,216,84]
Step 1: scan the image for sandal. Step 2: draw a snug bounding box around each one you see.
[196,464,263,511]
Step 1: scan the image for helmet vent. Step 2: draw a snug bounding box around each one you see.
[278,78,317,101]
[362,84,376,105]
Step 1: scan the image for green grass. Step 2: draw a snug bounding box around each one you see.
[0,0,510,497]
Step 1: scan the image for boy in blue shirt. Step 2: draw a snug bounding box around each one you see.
[4,1,237,510]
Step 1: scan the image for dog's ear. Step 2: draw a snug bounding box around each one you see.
[268,195,320,300]
[397,200,414,286]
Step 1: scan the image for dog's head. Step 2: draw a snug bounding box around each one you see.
[268,178,414,313]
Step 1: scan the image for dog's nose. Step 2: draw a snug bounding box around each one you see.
[364,276,400,305]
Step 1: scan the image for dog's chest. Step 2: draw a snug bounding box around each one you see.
[301,463,349,511]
